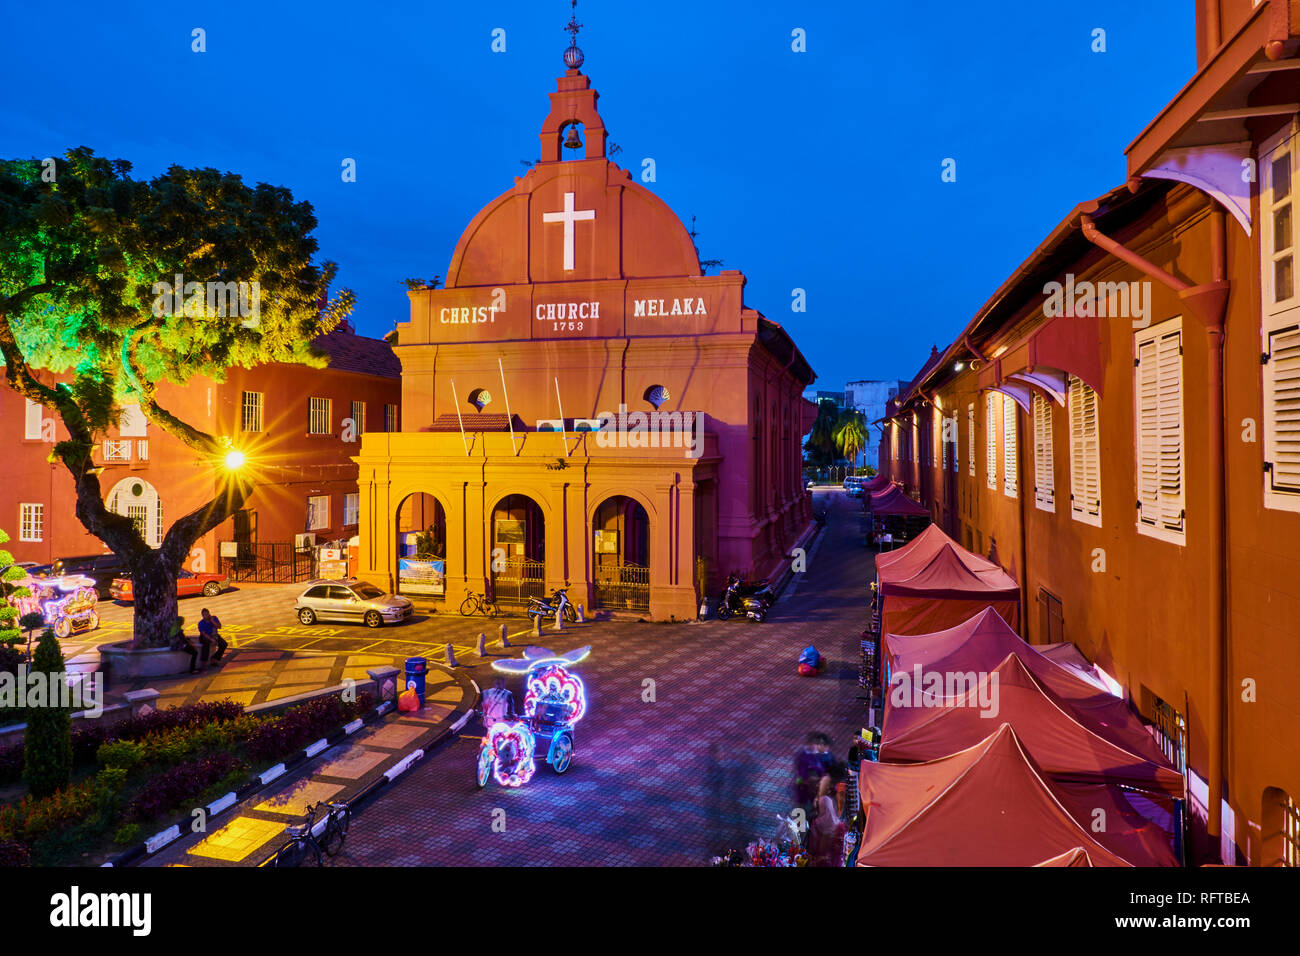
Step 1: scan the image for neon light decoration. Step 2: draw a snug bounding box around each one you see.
[485,720,537,787]
[523,663,587,725]
[9,574,99,639]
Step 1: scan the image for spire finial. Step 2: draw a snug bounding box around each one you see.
[563,0,585,69]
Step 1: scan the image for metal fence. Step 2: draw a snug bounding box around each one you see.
[220,542,314,584]
[492,557,546,607]
[593,563,650,613]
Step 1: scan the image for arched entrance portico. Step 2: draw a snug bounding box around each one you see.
[591,495,650,613]
[395,492,447,598]
[490,493,546,606]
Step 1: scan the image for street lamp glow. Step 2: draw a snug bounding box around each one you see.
[224,449,246,470]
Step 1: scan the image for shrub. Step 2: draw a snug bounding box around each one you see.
[22,631,71,799]
[0,774,111,843]
[96,740,144,771]
[126,752,246,823]
[113,823,141,846]
[244,693,369,763]
[0,840,29,866]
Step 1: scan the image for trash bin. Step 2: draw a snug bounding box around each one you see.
[404,656,427,707]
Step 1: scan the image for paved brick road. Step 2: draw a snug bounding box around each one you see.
[330,489,874,866]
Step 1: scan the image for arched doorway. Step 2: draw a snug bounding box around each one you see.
[395,493,447,598]
[106,477,163,548]
[491,494,545,606]
[591,495,650,613]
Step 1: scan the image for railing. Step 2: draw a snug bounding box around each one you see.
[492,556,546,607]
[593,563,649,613]
[219,541,314,583]
[103,440,132,462]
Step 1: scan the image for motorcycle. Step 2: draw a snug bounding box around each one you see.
[716,573,774,623]
[527,583,576,624]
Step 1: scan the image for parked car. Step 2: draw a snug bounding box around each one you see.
[109,569,230,602]
[294,579,413,628]
[49,554,128,599]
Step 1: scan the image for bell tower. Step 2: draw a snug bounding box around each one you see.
[537,1,607,164]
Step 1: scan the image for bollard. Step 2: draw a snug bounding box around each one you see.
[476,632,487,656]
[531,614,542,638]
[500,623,510,648]
[445,642,458,667]
[576,603,586,623]
[552,613,564,632]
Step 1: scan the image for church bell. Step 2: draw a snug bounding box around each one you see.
[563,125,583,150]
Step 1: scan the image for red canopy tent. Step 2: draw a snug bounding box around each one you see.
[868,485,930,517]
[881,652,1185,796]
[855,724,1175,866]
[859,473,892,495]
[877,543,1020,634]
[875,523,999,578]
[883,607,1177,778]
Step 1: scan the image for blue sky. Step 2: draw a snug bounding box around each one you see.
[1,0,1194,389]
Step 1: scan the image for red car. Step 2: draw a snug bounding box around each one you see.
[109,569,229,602]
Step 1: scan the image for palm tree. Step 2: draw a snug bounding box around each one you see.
[834,409,869,475]
[805,400,839,476]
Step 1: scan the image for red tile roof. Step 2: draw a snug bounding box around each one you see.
[311,322,402,379]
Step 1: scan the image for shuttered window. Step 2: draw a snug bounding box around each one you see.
[1068,376,1101,526]
[967,403,975,476]
[24,399,43,440]
[1263,125,1300,512]
[1002,394,1018,498]
[1265,324,1300,497]
[985,393,997,490]
[1135,318,1186,543]
[1032,393,1054,512]
[950,413,959,473]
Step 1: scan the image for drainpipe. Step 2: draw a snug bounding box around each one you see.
[1080,210,1231,860]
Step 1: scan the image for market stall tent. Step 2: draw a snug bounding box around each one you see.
[875,524,999,579]
[868,485,930,517]
[855,724,1175,866]
[877,543,1020,635]
[883,607,1176,777]
[881,651,1185,797]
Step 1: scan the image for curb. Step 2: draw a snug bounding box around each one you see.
[102,698,397,868]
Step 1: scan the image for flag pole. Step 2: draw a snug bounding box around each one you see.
[450,379,469,456]
[555,377,570,457]
[498,357,518,456]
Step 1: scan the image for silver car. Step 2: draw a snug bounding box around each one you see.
[295,579,413,628]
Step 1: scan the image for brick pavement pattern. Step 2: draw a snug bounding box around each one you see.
[331,489,872,866]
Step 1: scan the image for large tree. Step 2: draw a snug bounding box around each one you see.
[803,399,840,471]
[0,148,353,648]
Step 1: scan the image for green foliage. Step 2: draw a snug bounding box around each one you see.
[21,631,71,798]
[95,739,144,772]
[804,399,841,469]
[1,148,353,398]
[113,822,141,846]
[833,409,869,471]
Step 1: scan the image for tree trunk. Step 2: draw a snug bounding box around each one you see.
[125,555,182,651]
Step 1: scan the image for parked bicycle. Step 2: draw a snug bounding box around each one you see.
[460,588,500,618]
[272,800,350,867]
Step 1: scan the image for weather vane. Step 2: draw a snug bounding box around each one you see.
[563,0,585,69]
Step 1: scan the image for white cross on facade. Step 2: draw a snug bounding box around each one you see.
[542,192,595,271]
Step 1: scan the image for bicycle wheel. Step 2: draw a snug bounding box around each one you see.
[486,600,499,619]
[322,816,346,857]
[272,839,303,868]
[460,596,477,617]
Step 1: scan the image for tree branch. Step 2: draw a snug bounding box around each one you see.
[122,332,221,455]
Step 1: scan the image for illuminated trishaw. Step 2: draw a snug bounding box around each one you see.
[11,573,100,639]
[475,645,589,790]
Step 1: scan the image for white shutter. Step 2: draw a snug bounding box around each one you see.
[1069,376,1102,526]
[1135,322,1185,541]
[1032,393,1054,512]
[985,393,997,490]
[1003,394,1018,498]
[951,413,959,473]
[1265,324,1300,495]
[968,404,975,476]
[24,399,43,440]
